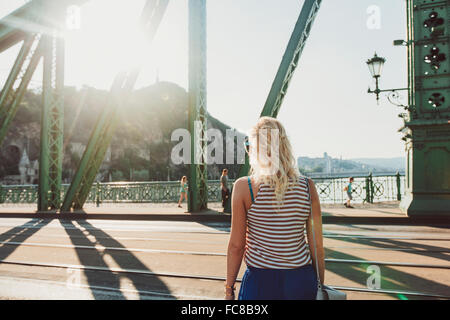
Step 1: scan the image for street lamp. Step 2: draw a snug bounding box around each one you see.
[366,52,408,108]
[367,52,386,79]
[367,52,386,104]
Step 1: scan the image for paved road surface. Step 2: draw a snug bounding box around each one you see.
[0,217,448,300]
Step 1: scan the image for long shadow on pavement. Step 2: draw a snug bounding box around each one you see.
[0,219,51,261]
[61,219,175,300]
[327,234,450,264]
[324,237,450,299]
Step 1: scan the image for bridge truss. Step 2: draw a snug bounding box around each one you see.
[0,0,322,213]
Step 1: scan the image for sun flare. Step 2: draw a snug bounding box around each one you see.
[63,0,187,89]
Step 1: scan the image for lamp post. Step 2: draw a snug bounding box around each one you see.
[366,52,385,104]
[366,52,408,107]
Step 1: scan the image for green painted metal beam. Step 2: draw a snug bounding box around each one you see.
[0,0,89,54]
[236,0,322,180]
[0,34,43,146]
[0,1,39,53]
[400,0,450,217]
[61,0,169,212]
[60,74,127,211]
[38,0,66,211]
[188,0,208,212]
[0,35,35,108]
[260,0,321,118]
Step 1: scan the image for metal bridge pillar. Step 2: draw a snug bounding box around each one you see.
[38,0,65,211]
[188,0,208,212]
[400,0,450,217]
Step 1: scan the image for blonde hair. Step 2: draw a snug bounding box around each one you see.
[248,117,299,207]
[180,176,187,184]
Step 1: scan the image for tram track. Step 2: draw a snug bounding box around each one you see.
[1,225,449,242]
[0,241,449,269]
[323,234,450,241]
[0,219,449,238]
[2,238,449,254]
[0,259,448,299]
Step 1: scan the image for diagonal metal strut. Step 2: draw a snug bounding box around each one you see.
[60,0,170,211]
[237,0,322,180]
[0,34,43,146]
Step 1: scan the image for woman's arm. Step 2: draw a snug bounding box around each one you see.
[306,178,325,284]
[226,178,247,299]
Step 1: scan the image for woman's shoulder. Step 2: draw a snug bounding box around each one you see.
[234,176,251,186]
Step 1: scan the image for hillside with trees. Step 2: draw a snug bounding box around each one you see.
[0,81,244,183]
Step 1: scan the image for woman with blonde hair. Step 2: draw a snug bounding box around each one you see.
[178,176,188,208]
[225,117,325,300]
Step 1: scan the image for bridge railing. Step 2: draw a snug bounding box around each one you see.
[0,180,227,205]
[80,181,226,204]
[0,173,405,205]
[312,173,405,204]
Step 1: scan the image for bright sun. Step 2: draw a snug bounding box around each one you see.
[62,0,187,90]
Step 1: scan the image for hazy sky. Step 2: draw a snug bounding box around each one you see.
[0,0,408,159]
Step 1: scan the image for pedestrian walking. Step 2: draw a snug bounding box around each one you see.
[178,176,188,208]
[344,177,354,208]
[225,117,325,300]
[220,169,230,209]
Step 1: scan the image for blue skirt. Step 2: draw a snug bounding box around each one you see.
[238,264,318,300]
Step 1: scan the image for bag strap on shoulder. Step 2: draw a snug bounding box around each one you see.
[248,176,255,203]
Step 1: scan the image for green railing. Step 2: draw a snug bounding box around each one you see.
[0,180,227,205]
[0,174,405,205]
[312,173,405,204]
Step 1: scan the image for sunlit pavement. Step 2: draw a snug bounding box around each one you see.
[0,202,447,225]
[0,203,449,300]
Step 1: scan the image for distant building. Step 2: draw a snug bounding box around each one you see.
[3,149,39,185]
[298,153,404,178]
[323,152,332,175]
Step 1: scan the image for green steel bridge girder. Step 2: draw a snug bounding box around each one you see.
[0,0,89,53]
[38,1,67,211]
[60,0,170,212]
[0,34,43,146]
[0,33,36,107]
[0,0,89,211]
[0,0,89,149]
[60,73,127,211]
[188,0,208,212]
[260,0,322,119]
[0,1,41,53]
[237,0,322,180]
[400,0,450,217]
[0,0,169,211]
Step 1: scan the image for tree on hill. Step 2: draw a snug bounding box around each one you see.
[1,81,244,182]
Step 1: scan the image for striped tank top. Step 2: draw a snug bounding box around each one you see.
[244,176,312,269]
